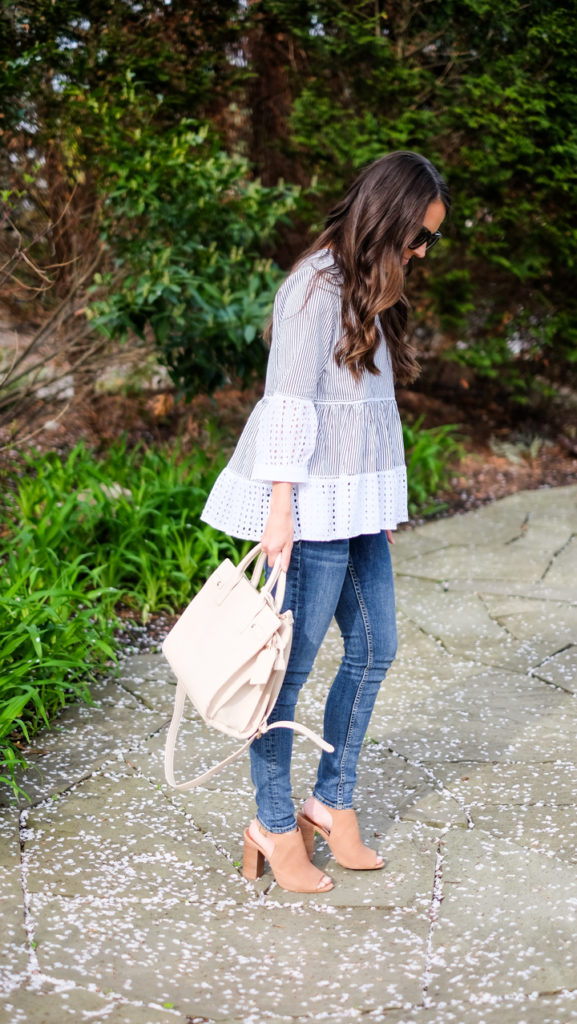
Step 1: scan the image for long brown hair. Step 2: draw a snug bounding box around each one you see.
[271,152,450,384]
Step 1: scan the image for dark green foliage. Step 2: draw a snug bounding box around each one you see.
[2,0,576,403]
[85,92,299,394]
[283,0,577,398]
[1,2,299,394]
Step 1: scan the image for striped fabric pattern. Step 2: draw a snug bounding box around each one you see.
[201,249,408,541]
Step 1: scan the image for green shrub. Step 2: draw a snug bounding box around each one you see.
[0,441,245,797]
[84,80,300,397]
[403,419,464,517]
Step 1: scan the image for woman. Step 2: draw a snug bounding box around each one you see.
[202,151,449,894]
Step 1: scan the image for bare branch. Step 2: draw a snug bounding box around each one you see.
[1,248,103,382]
[0,399,73,452]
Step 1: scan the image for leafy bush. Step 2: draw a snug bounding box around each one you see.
[5,2,577,411]
[84,80,300,396]
[0,441,244,797]
[0,564,117,794]
[403,419,464,517]
[272,0,577,400]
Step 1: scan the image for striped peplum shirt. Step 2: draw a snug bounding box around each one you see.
[201,249,408,541]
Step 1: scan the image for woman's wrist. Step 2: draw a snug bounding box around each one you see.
[261,482,294,569]
[270,481,293,514]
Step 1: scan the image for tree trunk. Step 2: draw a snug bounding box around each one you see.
[245,2,305,187]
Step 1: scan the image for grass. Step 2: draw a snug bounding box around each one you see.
[0,420,463,798]
[403,417,464,516]
[0,440,245,797]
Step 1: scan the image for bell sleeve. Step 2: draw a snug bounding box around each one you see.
[252,263,337,483]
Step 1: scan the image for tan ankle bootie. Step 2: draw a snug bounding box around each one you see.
[297,803,384,870]
[243,820,334,893]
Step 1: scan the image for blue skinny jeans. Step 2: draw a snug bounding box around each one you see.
[250,531,397,833]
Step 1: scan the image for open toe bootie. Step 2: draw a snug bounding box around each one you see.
[297,805,384,871]
[243,820,334,894]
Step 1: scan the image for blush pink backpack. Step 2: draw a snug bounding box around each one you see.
[162,544,333,791]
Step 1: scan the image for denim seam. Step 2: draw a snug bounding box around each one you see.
[290,542,302,646]
[261,543,302,832]
[335,556,374,806]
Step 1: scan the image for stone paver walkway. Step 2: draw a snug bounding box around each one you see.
[1,485,576,1024]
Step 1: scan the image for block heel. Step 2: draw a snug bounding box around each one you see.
[243,830,265,880]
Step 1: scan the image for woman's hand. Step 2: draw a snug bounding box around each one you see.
[261,482,294,570]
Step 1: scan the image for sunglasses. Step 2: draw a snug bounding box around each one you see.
[408,227,442,252]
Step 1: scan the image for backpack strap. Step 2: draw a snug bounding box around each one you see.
[164,679,333,793]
